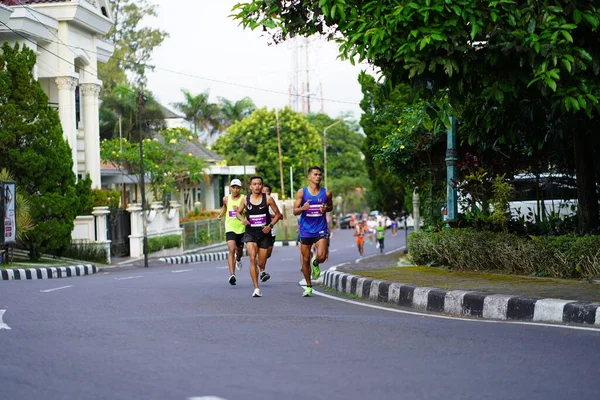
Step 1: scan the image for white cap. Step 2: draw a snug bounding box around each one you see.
[230,179,242,187]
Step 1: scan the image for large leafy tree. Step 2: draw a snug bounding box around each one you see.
[172,90,222,140]
[100,0,169,89]
[212,107,320,197]
[232,1,600,232]
[0,42,86,259]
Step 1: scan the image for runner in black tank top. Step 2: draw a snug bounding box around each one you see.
[235,176,282,298]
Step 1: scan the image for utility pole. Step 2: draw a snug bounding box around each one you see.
[275,109,288,239]
[323,119,343,189]
[445,115,458,229]
[137,92,149,268]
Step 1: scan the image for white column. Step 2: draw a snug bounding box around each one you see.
[127,203,143,258]
[81,83,102,188]
[92,206,111,264]
[55,76,78,178]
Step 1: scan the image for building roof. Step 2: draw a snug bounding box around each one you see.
[1,0,69,5]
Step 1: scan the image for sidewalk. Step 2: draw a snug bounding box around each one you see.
[322,252,600,326]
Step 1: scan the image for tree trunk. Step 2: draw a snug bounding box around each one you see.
[573,129,599,233]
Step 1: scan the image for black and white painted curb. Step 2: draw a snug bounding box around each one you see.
[322,270,600,326]
[160,249,250,265]
[1,264,98,280]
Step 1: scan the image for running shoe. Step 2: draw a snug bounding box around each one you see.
[260,271,271,282]
[228,274,236,285]
[252,288,262,297]
[302,286,313,297]
[235,259,242,271]
[310,255,320,280]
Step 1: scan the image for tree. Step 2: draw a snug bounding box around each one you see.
[0,42,83,259]
[219,96,256,129]
[212,107,321,196]
[100,127,206,201]
[232,1,600,232]
[100,83,167,141]
[99,0,169,90]
[172,90,222,140]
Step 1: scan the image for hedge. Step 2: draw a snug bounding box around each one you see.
[408,229,600,279]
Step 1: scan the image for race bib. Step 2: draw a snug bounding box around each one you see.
[248,213,267,227]
[228,210,237,218]
[305,204,323,217]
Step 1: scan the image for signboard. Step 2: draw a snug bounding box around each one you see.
[1,181,16,244]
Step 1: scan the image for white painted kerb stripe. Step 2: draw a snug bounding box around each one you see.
[533,299,574,323]
[483,295,512,320]
[0,309,11,330]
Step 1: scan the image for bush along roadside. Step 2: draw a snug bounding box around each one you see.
[408,229,600,279]
[147,235,182,254]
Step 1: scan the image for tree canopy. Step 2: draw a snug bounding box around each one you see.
[233,0,600,232]
[0,42,88,259]
[212,107,321,197]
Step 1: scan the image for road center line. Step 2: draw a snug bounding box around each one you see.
[0,309,11,330]
[40,285,73,293]
[114,276,143,280]
[172,269,192,273]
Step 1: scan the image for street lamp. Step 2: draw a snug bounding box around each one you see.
[323,118,346,189]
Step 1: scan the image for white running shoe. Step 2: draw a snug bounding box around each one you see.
[252,288,262,297]
[235,259,242,271]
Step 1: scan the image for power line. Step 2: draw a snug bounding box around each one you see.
[1,13,361,107]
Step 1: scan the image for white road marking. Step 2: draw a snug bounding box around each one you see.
[40,286,73,293]
[114,276,143,280]
[313,290,600,332]
[188,397,229,400]
[329,249,339,253]
[216,266,228,270]
[0,309,11,330]
[281,258,295,261]
[172,269,192,273]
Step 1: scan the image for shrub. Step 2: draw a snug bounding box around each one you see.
[408,229,600,279]
[63,242,108,264]
[147,234,182,253]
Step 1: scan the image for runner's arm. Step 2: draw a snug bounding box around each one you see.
[235,197,250,226]
[267,196,283,226]
[292,189,309,216]
[217,196,227,221]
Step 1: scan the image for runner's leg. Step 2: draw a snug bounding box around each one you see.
[246,242,260,289]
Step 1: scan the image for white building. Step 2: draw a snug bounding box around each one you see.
[0,0,114,189]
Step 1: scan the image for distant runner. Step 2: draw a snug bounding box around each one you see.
[217,179,245,286]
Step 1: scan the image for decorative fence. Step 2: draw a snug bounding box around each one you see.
[72,201,183,261]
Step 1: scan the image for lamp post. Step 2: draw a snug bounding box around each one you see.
[323,119,344,188]
[137,92,149,268]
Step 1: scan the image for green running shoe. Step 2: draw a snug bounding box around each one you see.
[310,255,320,280]
[302,286,313,297]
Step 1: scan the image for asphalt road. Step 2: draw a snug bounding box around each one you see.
[1,228,599,400]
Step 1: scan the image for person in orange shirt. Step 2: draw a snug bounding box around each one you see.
[354,222,365,257]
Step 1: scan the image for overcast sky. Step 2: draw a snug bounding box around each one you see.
[145,0,369,120]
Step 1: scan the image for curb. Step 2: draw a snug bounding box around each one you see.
[322,270,600,326]
[1,264,98,280]
[159,241,297,264]
[159,248,249,265]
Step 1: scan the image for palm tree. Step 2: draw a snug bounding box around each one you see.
[219,96,256,128]
[172,90,222,139]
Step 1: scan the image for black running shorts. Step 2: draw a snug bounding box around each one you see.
[299,234,328,246]
[226,232,244,248]
[242,230,271,249]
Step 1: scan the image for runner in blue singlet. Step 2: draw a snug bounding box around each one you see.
[293,166,333,297]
